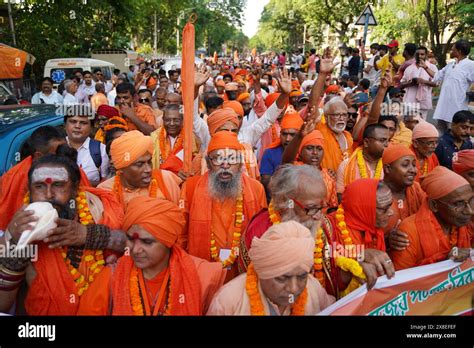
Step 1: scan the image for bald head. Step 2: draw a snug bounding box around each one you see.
[166,93,182,105]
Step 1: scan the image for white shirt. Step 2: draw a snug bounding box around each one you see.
[67,137,109,185]
[107,89,117,106]
[192,97,284,151]
[78,81,96,99]
[31,91,64,105]
[364,54,380,86]
[63,93,78,105]
[433,58,474,122]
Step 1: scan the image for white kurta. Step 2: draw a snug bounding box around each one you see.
[433,58,474,122]
[206,273,335,315]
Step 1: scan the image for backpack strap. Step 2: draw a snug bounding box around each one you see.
[89,138,103,180]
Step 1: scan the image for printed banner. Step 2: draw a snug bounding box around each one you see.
[319,254,473,315]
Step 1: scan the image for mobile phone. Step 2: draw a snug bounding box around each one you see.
[353,92,369,105]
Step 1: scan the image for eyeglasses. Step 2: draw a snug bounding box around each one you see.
[208,154,242,166]
[139,98,150,103]
[291,198,325,217]
[348,112,358,119]
[327,113,348,120]
[416,139,438,148]
[368,137,389,145]
[437,197,474,212]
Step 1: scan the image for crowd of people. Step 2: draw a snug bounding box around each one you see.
[0,37,473,316]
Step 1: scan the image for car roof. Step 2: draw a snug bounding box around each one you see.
[0,104,63,134]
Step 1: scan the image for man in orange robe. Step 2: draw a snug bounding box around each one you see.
[0,154,124,315]
[98,130,181,210]
[453,149,474,189]
[94,105,120,144]
[382,144,426,236]
[112,196,226,316]
[0,126,90,231]
[181,132,267,281]
[410,121,439,182]
[316,97,354,173]
[391,166,472,270]
[116,83,157,135]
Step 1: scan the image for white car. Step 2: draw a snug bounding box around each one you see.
[161,56,203,73]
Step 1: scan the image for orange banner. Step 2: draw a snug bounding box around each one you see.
[0,44,27,79]
[181,20,195,173]
[320,257,474,315]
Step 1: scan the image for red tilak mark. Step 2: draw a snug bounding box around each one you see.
[45,178,52,184]
[132,233,140,240]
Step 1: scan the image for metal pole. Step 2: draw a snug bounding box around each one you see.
[303,24,306,54]
[153,11,157,58]
[8,0,17,47]
[361,13,370,78]
[176,16,180,56]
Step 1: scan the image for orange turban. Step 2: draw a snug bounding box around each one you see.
[236,92,250,103]
[292,80,301,90]
[123,196,185,248]
[207,131,242,154]
[412,121,439,140]
[289,88,303,98]
[325,85,340,95]
[382,144,415,165]
[248,221,314,279]
[420,166,470,199]
[223,100,244,117]
[110,130,153,169]
[298,130,324,156]
[207,108,239,135]
[265,93,280,108]
[280,110,304,130]
[452,149,474,174]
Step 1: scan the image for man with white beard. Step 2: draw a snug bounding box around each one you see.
[181,131,267,282]
[238,164,382,299]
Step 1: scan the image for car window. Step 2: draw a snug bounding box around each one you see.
[0,85,11,104]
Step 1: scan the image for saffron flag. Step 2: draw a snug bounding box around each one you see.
[181,20,195,173]
[319,253,474,315]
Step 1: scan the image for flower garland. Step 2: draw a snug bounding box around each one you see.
[335,205,354,246]
[422,159,428,176]
[24,191,104,297]
[210,192,244,268]
[449,227,458,248]
[356,149,383,179]
[129,266,172,316]
[113,172,158,206]
[159,127,184,162]
[245,263,308,315]
[268,201,325,287]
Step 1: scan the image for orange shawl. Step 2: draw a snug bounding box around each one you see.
[24,186,123,315]
[317,123,353,173]
[410,146,439,182]
[112,247,202,315]
[186,173,266,261]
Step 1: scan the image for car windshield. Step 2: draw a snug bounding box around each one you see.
[0,105,59,132]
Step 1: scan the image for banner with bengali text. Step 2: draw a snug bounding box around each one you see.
[319,254,474,316]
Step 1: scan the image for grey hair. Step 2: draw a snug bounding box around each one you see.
[323,96,347,115]
[269,164,325,211]
[63,79,74,91]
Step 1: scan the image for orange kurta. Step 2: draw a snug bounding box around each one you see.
[24,186,124,315]
[384,182,426,234]
[411,146,440,182]
[391,200,472,270]
[111,248,226,315]
[317,123,353,173]
[125,104,158,131]
[182,173,267,281]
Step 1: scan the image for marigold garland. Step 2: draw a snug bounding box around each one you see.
[159,127,184,162]
[449,227,458,248]
[422,159,428,176]
[129,266,172,316]
[356,149,383,179]
[211,192,244,268]
[268,201,325,287]
[25,190,104,296]
[246,263,308,315]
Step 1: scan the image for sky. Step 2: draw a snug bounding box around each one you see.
[242,0,270,38]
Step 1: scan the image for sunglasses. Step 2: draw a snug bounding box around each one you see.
[139,98,150,103]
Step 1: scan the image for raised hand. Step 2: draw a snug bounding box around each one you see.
[319,57,338,74]
[301,106,319,137]
[275,66,292,95]
[194,64,211,87]
[380,72,392,89]
[343,93,356,108]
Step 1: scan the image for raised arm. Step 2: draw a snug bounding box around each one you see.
[367,73,392,126]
